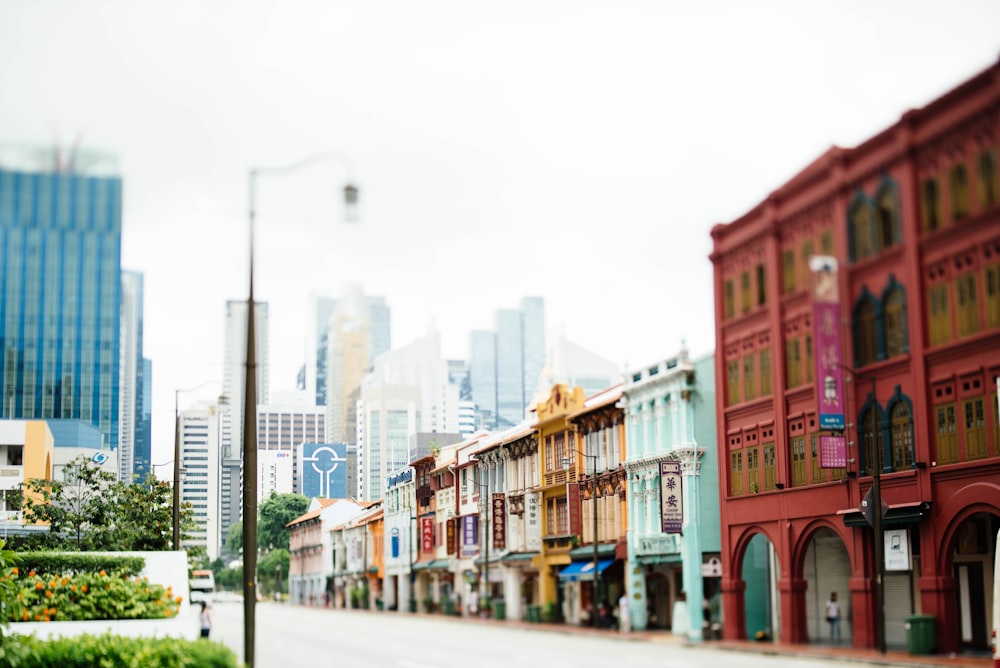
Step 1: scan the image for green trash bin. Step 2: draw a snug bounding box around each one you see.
[527,604,541,623]
[905,614,936,655]
[492,599,506,620]
[442,598,456,616]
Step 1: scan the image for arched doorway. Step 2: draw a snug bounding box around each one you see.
[950,512,999,652]
[802,527,851,644]
[742,533,780,641]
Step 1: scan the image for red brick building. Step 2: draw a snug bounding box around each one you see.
[710,57,1000,653]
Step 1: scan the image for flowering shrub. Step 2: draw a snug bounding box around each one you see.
[0,633,238,667]
[3,569,181,622]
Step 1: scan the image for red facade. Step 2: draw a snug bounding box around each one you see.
[711,58,1000,652]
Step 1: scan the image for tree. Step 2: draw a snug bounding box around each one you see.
[257,548,289,595]
[257,492,309,553]
[226,522,242,557]
[15,456,195,552]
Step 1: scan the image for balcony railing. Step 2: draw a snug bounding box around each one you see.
[0,510,23,523]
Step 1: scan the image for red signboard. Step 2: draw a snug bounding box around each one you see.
[492,493,506,550]
[420,516,435,553]
[567,482,582,538]
[446,517,456,555]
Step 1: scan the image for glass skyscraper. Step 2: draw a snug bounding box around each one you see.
[0,153,123,452]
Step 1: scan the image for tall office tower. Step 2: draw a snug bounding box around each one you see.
[219,299,269,555]
[119,270,152,481]
[467,296,547,431]
[542,331,622,397]
[257,390,325,500]
[355,329,459,501]
[0,147,123,452]
[310,296,337,407]
[323,286,391,443]
[179,399,222,561]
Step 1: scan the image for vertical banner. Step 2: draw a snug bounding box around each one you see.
[446,517,457,555]
[461,514,479,557]
[810,255,845,430]
[492,493,506,551]
[567,482,582,538]
[525,492,542,551]
[659,461,683,533]
[820,435,847,469]
[421,516,435,553]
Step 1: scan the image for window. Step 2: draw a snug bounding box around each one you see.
[800,240,815,287]
[805,334,813,384]
[950,164,970,221]
[746,446,759,493]
[741,272,751,314]
[860,405,880,475]
[724,280,735,319]
[820,230,834,255]
[791,436,806,487]
[785,339,801,388]
[963,397,987,459]
[985,263,1000,329]
[762,442,776,491]
[856,298,878,366]
[978,149,997,208]
[759,349,772,396]
[726,361,740,406]
[922,178,941,231]
[756,264,767,306]
[883,287,908,357]
[876,184,900,251]
[956,273,980,337]
[743,355,756,401]
[889,401,914,470]
[850,199,874,261]
[928,283,952,346]
[810,434,825,484]
[730,451,744,496]
[782,249,796,294]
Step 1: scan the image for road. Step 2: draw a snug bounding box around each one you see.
[199,602,898,668]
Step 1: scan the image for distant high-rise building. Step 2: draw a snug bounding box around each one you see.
[179,400,222,561]
[543,331,622,398]
[355,329,459,501]
[119,270,152,481]
[323,286,391,441]
[257,391,325,500]
[219,299,269,555]
[0,148,124,453]
[467,296,547,430]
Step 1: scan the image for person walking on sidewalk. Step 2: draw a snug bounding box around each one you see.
[825,592,841,642]
[199,601,212,639]
[618,593,631,633]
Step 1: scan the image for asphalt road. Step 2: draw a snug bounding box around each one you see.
[199,602,904,668]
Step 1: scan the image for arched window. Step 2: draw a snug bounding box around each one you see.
[876,181,901,251]
[854,295,878,367]
[859,404,881,475]
[849,196,875,262]
[890,400,914,470]
[883,283,908,358]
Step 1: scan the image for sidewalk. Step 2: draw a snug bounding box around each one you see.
[451,611,993,668]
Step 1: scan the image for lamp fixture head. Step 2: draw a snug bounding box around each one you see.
[343,184,359,222]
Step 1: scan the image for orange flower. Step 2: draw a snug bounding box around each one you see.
[45,591,53,598]
[98,570,107,577]
[81,585,88,593]
[35,582,44,590]
[71,584,77,592]
[61,577,69,586]
[11,567,18,575]
[49,580,57,589]
[28,570,36,577]
[22,610,29,621]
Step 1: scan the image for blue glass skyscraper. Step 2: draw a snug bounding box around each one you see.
[0,152,123,452]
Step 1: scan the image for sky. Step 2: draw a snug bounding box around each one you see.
[1,0,998,472]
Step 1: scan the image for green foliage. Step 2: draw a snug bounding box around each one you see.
[0,539,20,637]
[257,548,288,594]
[0,633,238,667]
[14,456,195,552]
[5,569,181,623]
[226,522,242,557]
[257,492,309,553]
[14,553,145,578]
[215,567,242,591]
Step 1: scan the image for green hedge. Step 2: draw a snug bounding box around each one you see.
[0,633,238,667]
[14,553,145,578]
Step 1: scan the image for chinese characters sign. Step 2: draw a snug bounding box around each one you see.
[567,482,581,538]
[810,255,845,431]
[461,514,478,557]
[421,516,435,553]
[659,461,683,533]
[525,492,541,551]
[492,493,506,550]
[819,435,847,469]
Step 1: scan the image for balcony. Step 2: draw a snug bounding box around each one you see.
[0,466,23,491]
[0,510,23,524]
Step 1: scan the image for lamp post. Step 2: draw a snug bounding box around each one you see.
[563,450,600,628]
[244,152,357,668]
[173,381,223,551]
[840,365,885,654]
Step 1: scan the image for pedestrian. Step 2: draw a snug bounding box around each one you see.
[199,601,212,639]
[825,591,841,642]
[618,592,631,633]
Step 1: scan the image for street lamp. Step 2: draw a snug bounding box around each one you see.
[173,381,224,551]
[562,449,600,628]
[839,364,885,654]
[244,152,357,668]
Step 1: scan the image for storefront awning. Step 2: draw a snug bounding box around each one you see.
[501,552,538,563]
[558,559,614,582]
[568,544,617,560]
[840,501,930,527]
[412,558,452,571]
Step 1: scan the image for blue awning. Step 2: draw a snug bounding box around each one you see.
[558,559,614,582]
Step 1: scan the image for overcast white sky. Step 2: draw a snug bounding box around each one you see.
[1,0,998,470]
